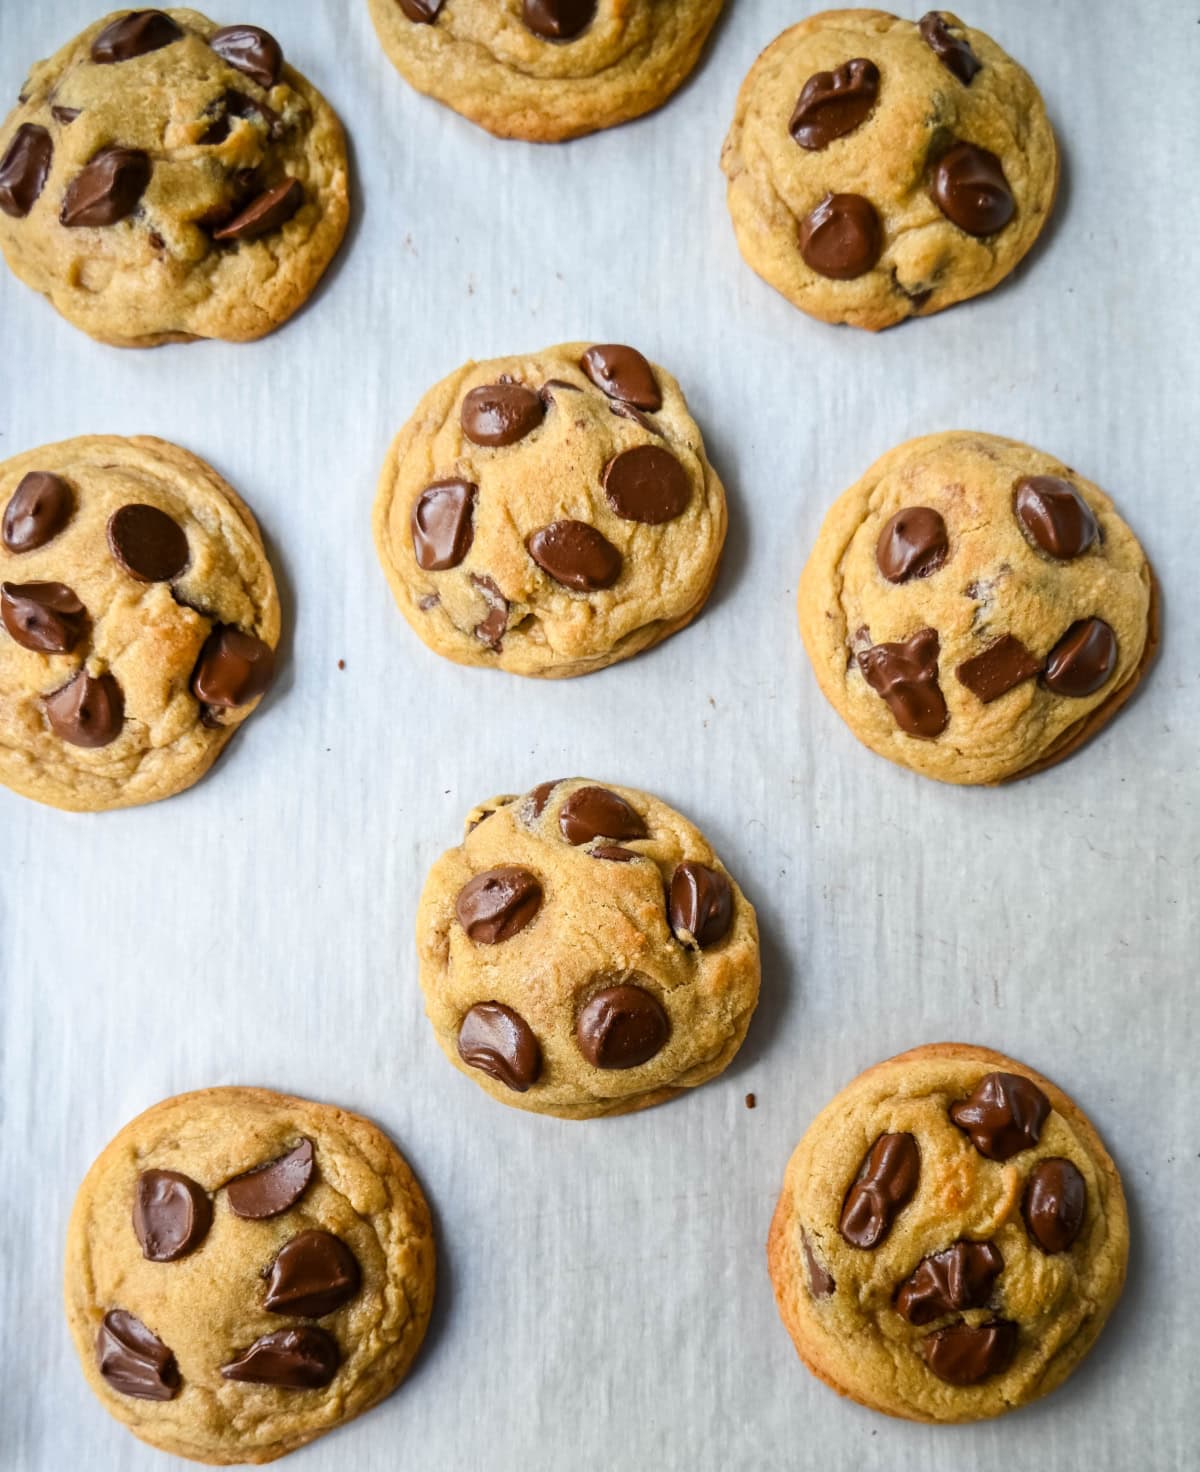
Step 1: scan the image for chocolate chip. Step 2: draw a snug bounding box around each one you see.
[609,401,664,436]
[580,345,662,410]
[226,1139,314,1218]
[91,11,183,64]
[1,582,85,653]
[950,1072,1050,1160]
[540,378,583,407]
[839,1133,920,1249]
[51,106,81,126]
[202,90,281,144]
[789,58,880,150]
[60,147,151,227]
[44,670,124,747]
[522,0,596,41]
[1013,476,1098,559]
[0,124,52,218]
[799,193,882,279]
[918,12,981,86]
[411,480,476,571]
[1023,1158,1087,1253]
[1043,618,1117,697]
[669,862,733,949]
[191,626,275,707]
[800,1228,836,1298]
[220,1328,339,1389]
[211,25,283,89]
[857,629,948,738]
[577,984,669,1069]
[591,844,639,862]
[895,1240,1003,1324]
[527,521,622,591]
[132,1170,212,1262]
[461,383,544,447]
[922,1319,1018,1385]
[603,446,691,525]
[2,471,72,552]
[397,0,444,20]
[106,503,188,582]
[528,779,561,818]
[875,507,947,583]
[471,573,508,649]
[559,786,647,845]
[264,1231,361,1318]
[458,1001,542,1092]
[213,178,303,240]
[932,143,1014,237]
[956,634,1041,703]
[456,866,543,943]
[96,1311,179,1400]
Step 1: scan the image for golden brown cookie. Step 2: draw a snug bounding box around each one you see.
[797,432,1155,784]
[721,10,1058,329]
[373,342,727,679]
[0,9,349,346]
[416,778,760,1118]
[0,435,280,812]
[65,1086,436,1465]
[768,1043,1128,1423]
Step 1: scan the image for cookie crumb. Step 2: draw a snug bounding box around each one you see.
[745,1092,757,1109]
[337,659,345,670]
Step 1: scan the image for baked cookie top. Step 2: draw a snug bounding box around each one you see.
[0,9,349,346]
[768,1043,1128,1423]
[721,9,1058,329]
[366,0,725,142]
[374,342,727,679]
[65,1087,435,1466]
[416,778,760,1118]
[0,435,279,812]
[797,432,1155,785]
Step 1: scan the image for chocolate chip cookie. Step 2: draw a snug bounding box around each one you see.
[65,1086,436,1465]
[797,432,1156,784]
[0,9,349,346]
[417,779,760,1118]
[366,0,725,142]
[373,343,727,678]
[768,1043,1128,1423]
[0,434,280,811]
[721,10,1058,329]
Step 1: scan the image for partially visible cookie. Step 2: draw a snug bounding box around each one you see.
[373,342,727,679]
[0,435,280,811]
[721,10,1058,329]
[65,1086,436,1465]
[366,0,725,142]
[768,1043,1128,1423]
[797,432,1156,784]
[416,778,760,1118]
[0,9,349,346]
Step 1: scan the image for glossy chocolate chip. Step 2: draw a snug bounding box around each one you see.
[580,345,661,410]
[0,124,52,217]
[918,12,981,85]
[44,670,124,747]
[96,1311,179,1400]
[603,446,691,525]
[411,480,476,570]
[610,401,663,436]
[528,779,561,818]
[211,25,283,89]
[132,1170,212,1262]
[922,1319,1018,1385]
[801,1228,836,1298]
[51,106,81,126]
[527,521,622,591]
[213,178,303,240]
[591,844,639,862]
[951,1072,1050,1160]
[932,143,1014,236]
[956,634,1041,703]
[226,1139,314,1218]
[1014,476,1098,559]
[60,147,151,227]
[1023,1158,1086,1253]
[471,573,508,650]
[839,1133,920,1249]
[799,193,882,280]
[577,984,669,1069]
[107,504,188,582]
[1043,619,1117,697]
[857,629,948,738]
[91,10,183,64]
[523,0,596,41]
[456,866,543,943]
[220,1328,339,1389]
[461,383,544,448]
[876,507,947,583]
[458,1001,542,1092]
[559,786,647,845]
[669,862,733,949]
[191,626,275,707]
[3,472,72,552]
[264,1231,361,1318]
[790,58,880,150]
[397,0,444,20]
[894,1240,1003,1324]
[1,582,85,653]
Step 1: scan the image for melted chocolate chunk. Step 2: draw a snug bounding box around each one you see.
[213,178,303,240]
[461,383,544,447]
[522,0,596,41]
[669,862,733,949]
[471,573,508,649]
[590,844,639,862]
[132,1169,212,1262]
[603,446,691,524]
[0,124,52,217]
[558,786,646,845]
[264,1231,361,1318]
[527,521,622,591]
[839,1133,920,1249]
[918,12,981,85]
[856,629,948,738]
[894,1240,1003,1324]
[580,345,661,410]
[397,0,445,21]
[60,147,152,227]
[527,779,561,818]
[96,1310,179,1400]
[191,626,275,707]
[922,1319,1018,1385]
[51,106,81,126]
[411,480,476,571]
[107,503,188,582]
[801,1228,836,1298]
[955,634,1041,703]
[210,25,284,89]
[799,193,882,279]
[44,670,124,747]
[2,471,72,552]
[458,1001,542,1091]
[932,143,1014,236]
[1042,618,1117,696]
[226,1138,314,1218]
[91,11,183,64]
[456,866,543,943]
[220,1328,339,1389]
[1,582,85,653]
[577,984,669,1069]
[875,507,947,583]
[1023,1158,1086,1253]
[1014,476,1098,560]
[950,1072,1050,1160]
[790,59,880,150]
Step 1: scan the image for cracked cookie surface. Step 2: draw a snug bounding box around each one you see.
[0,9,349,346]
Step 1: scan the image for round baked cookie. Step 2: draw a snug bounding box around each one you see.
[797,432,1156,784]
[0,434,280,812]
[366,0,725,143]
[721,10,1058,329]
[373,342,727,679]
[0,9,349,346]
[768,1043,1128,1423]
[416,778,760,1118]
[65,1086,436,1465]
